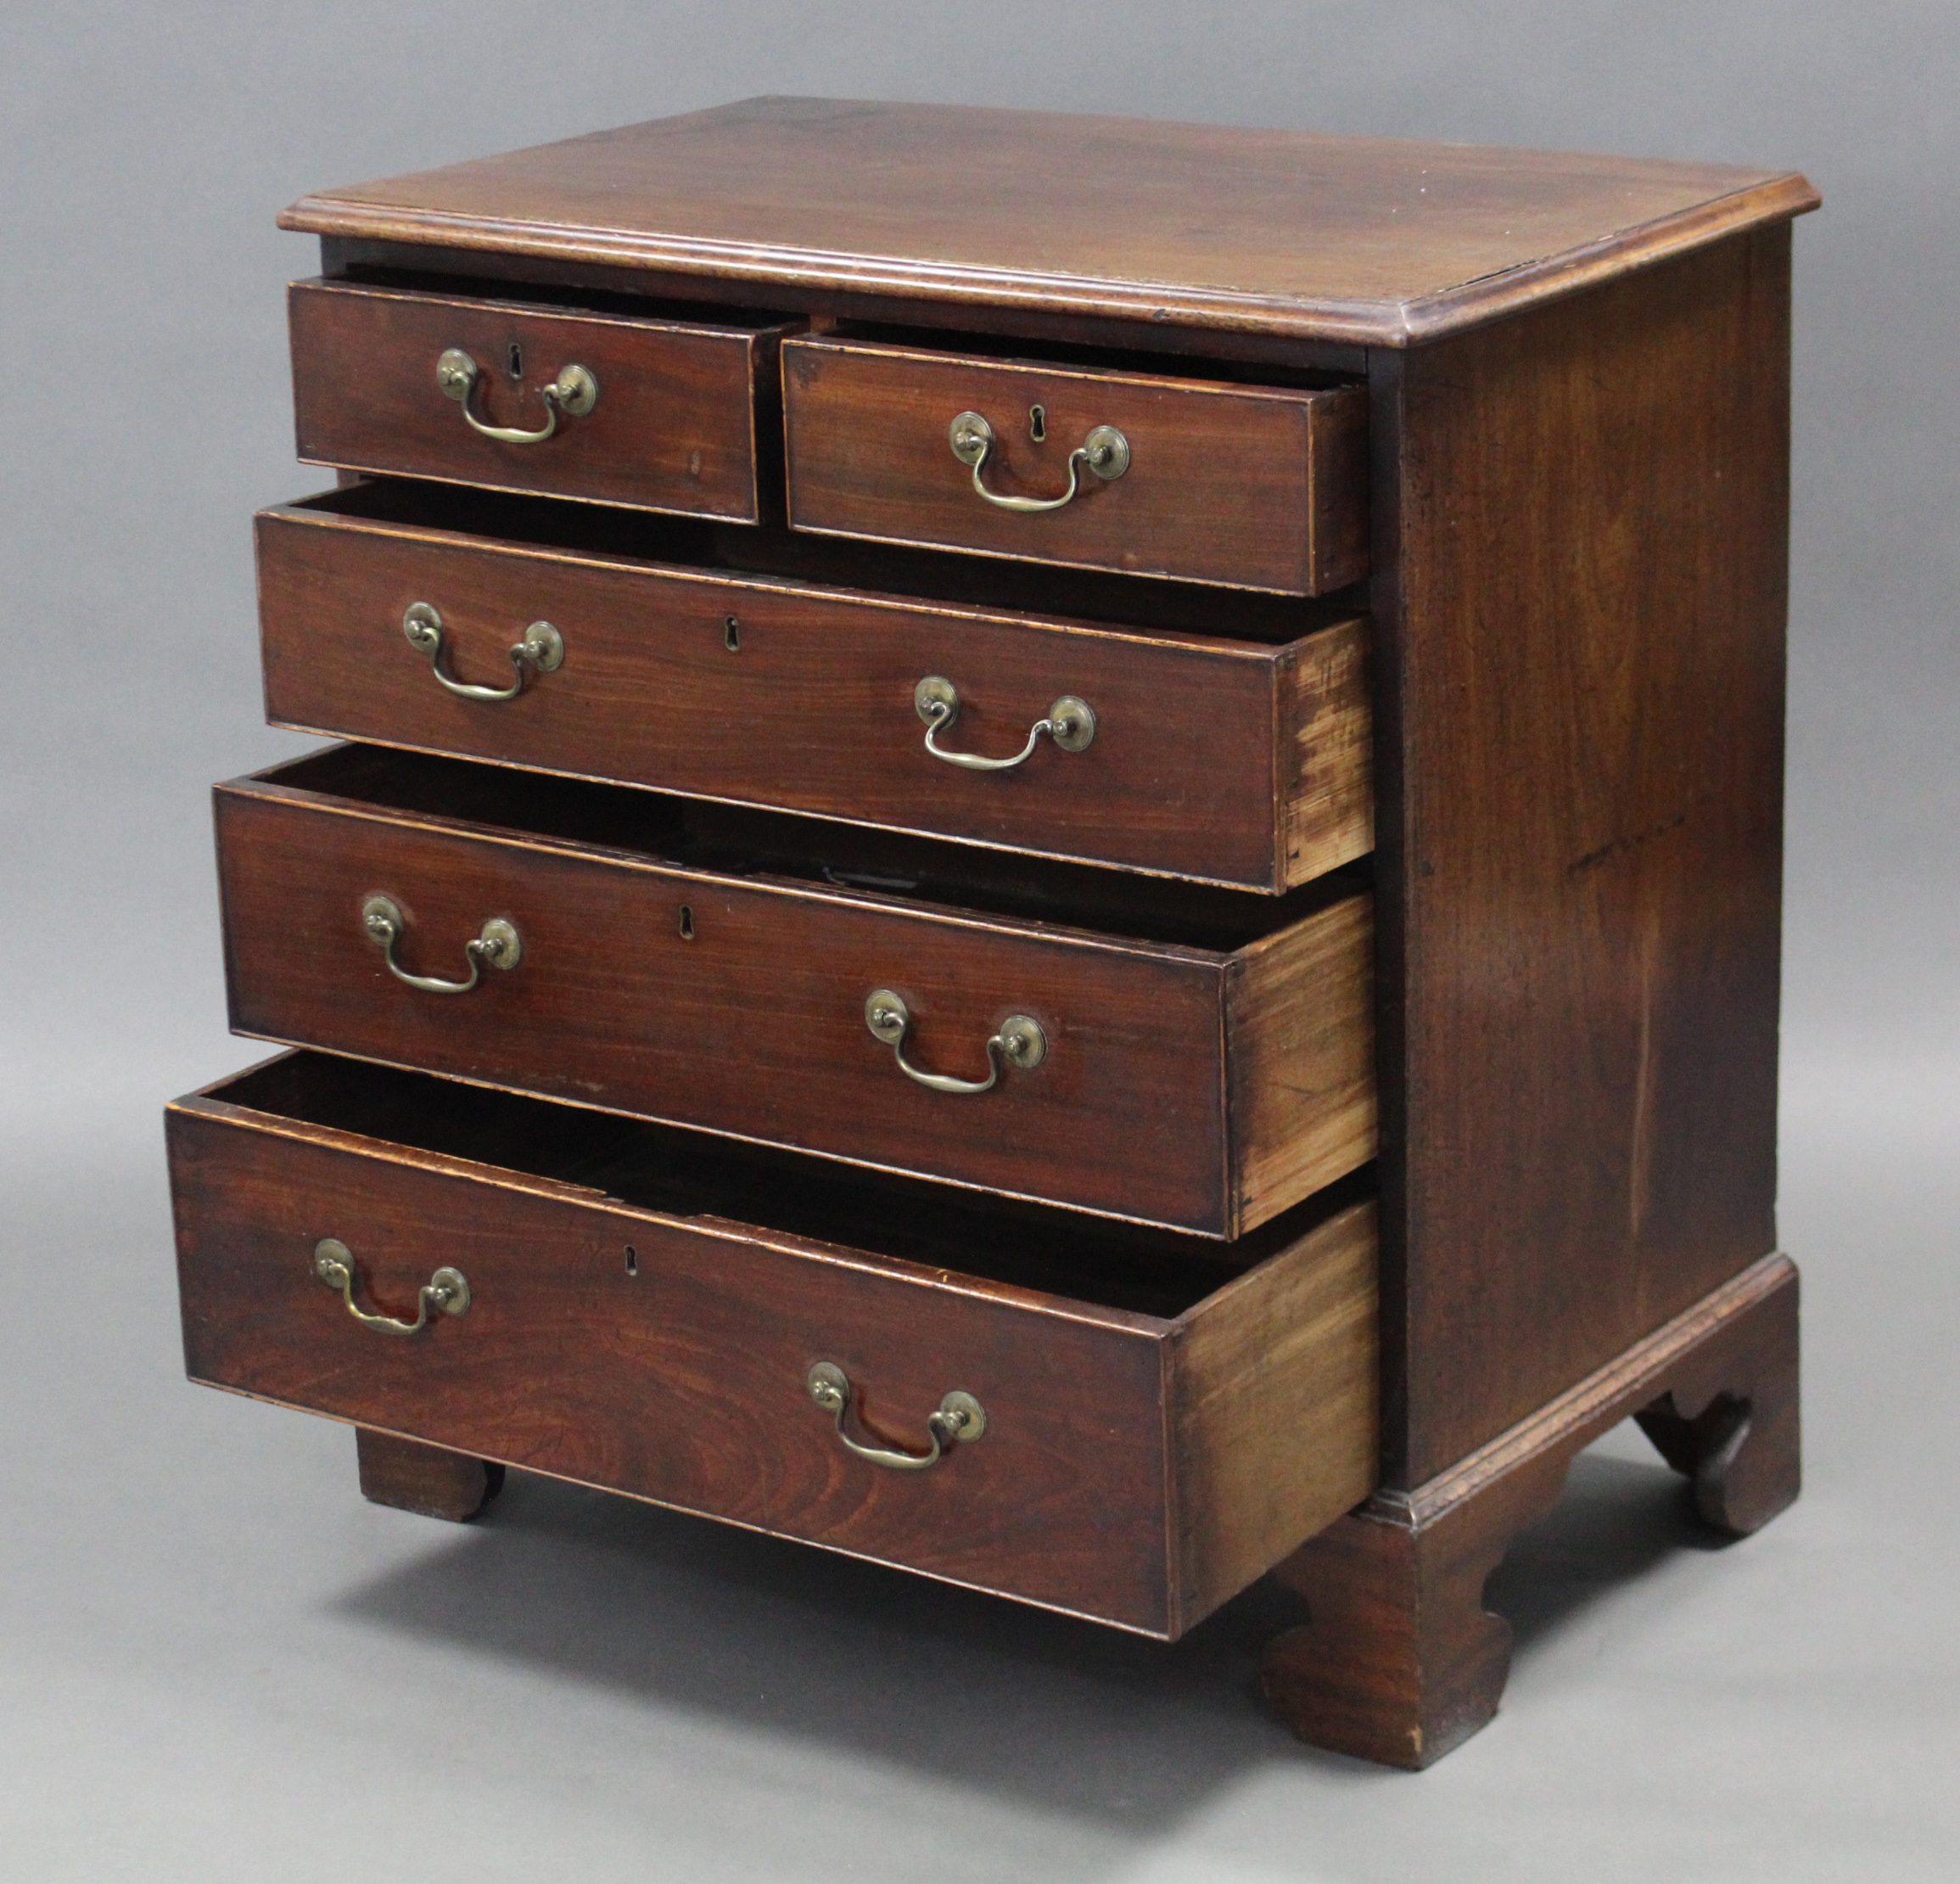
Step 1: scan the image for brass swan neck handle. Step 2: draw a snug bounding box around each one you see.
[864,990,1045,1095]
[807,1362,985,1471]
[436,347,598,445]
[948,409,1128,512]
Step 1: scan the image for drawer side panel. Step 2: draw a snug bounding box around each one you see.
[1279,614,1375,889]
[1169,1199,1380,1630]
[1225,894,1379,1234]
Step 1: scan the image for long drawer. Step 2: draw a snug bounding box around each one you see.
[167,1051,1379,1639]
[256,483,1372,893]
[782,334,1369,595]
[289,280,797,520]
[214,746,1377,1239]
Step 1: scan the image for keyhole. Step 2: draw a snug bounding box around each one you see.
[724,615,741,652]
[507,342,524,378]
[1028,404,1046,442]
[678,905,694,940]
[624,1244,639,1276]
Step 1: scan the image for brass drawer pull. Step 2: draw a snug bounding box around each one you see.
[312,1238,470,1337]
[865,990,1045,1094]
[807,1361,985,1472]
[914,676,1095,771]
[361,894,522,995]
[403,602,565,701]
[948,410,1128,512]
[436,347,598,444]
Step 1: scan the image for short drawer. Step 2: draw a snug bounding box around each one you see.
[289,280,796,520]
[782,334,1369,595]
[257,484,1371,893]
[215,746,1376,1239]
[168,1052,1379,1638]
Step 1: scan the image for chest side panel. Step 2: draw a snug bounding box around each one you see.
[1382,227,1789,1481]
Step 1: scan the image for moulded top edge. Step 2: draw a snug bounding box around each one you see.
[279,97,1819,347]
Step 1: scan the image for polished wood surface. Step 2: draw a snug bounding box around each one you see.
[255,484,1372,892]
[1371,227,1793,1483]
[1261,1252,1798,1766]
[212,747,1376,1236]
[279,98,1817,345]
[782,336,1367,594]
[289,279,792,519]
[356,1426,504,1521]
[161,105,1814,1768]
[166,1053,1380,1637]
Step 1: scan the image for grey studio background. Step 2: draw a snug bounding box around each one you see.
[2,3,1954,1879]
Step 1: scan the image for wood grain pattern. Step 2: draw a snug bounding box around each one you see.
[1280,616,1375,888]
[782,335,1367,595]
[1168,1202,1379,1630]
[289,279,793,519]
[1260,1252,1798,1766]
[1372,227,1794,1483]
[213,748,1375,1236]
[165,1056,1380,1636]
[356,1427,504,1520]
[255,486,1372,892]
[278,98,1817,345]
[1226,896,1379,1232]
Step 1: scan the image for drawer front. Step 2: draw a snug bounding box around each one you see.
[213,764,1375,1237]
[256,501,1373,892]
[167,1058,1380,1637]
[783,337,1369,595]
[166,1096,1179,1630]
[217,780,1229,1231]
[289,281,787,519]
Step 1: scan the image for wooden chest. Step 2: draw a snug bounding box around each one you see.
[165,98,1813,1767]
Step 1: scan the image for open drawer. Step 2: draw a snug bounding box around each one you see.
[256,481,1372,894]
[782,333,1369,594]
[214,745,1377,1238]
[167,1051,1379,1638]
[289,279,798,521]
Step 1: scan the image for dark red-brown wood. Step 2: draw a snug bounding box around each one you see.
[166,1055,1379,1636]
[1369,226,1794,1484]
[213,749,1375,1237]
[255,485,1371,891]
[288,279,794,519]
[1261,1252,1798,1766]
[782,335,1368,595]
[279,98,1817,346]
[356,1427,504,1520]
[176,104,1820,1769]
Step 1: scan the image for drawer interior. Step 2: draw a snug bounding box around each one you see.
[324,259,799,333]
[263,743,1368,951]
[823,317,1355,390]
[295,478,1350,646]
[210,1051,1372,1320]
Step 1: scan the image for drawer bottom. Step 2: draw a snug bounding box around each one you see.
[168,1051,1378,1638]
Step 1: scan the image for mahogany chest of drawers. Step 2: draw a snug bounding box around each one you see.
[165,98,1815,1768]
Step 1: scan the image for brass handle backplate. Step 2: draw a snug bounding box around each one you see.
[914,676,1095,771]
[865,989,1045,1095]
[403,602,564,701]
[948,410,1128,512]
[436,348,598,444]
[362,894,522,995]
[807,1361,984,1472]
[312,1238,470,1337]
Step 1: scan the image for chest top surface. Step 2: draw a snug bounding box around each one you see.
[283,96,1815,346]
